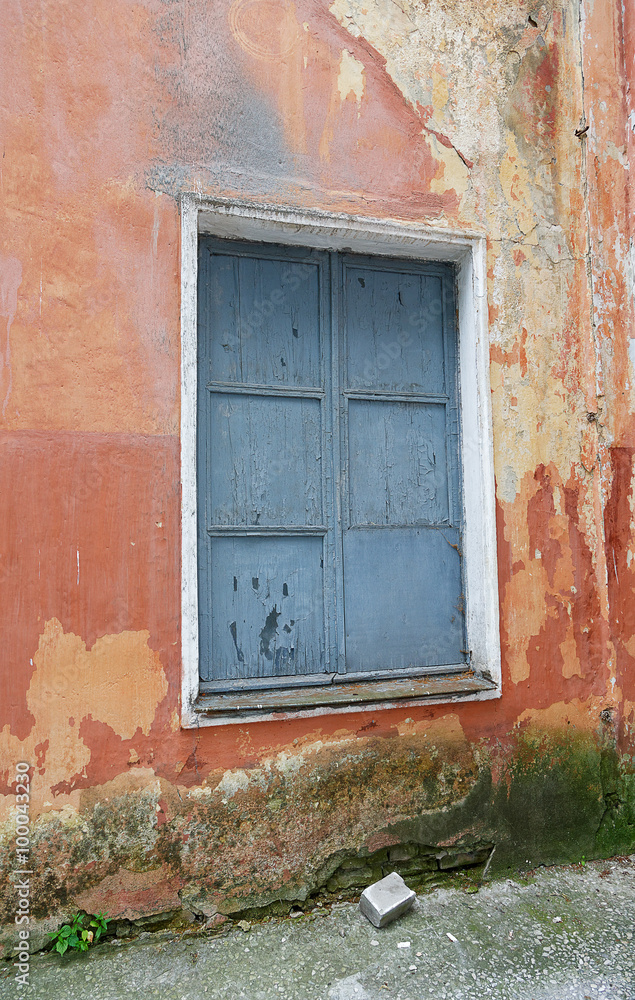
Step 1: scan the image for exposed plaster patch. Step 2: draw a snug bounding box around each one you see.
[186,784,213,799]
[0,256,22,416]
[500,134,537,237]
[428,131,470,197]
[329,0,416,44]
[326,0,543,218]
[337,49,365,105]
[214,768,251,799]
[272,748,315,776]
[602,140,628,167]
[432,68,449,111]
[499,464,519,503]
[528,225,572,265]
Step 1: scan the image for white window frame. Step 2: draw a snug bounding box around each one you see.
[180,195,500,727]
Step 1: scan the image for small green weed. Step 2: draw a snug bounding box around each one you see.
[49,912,110,956]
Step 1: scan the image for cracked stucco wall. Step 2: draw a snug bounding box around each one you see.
[1,0,634,946]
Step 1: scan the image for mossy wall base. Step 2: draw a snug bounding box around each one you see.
[2,725,633,957]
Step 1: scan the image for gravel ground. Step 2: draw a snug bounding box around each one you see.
[2,857,634,999]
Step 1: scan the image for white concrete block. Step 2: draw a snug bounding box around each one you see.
[359,872,415,928]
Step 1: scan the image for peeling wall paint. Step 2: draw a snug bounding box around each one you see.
[0,618,168,818]
[1,0,635,946]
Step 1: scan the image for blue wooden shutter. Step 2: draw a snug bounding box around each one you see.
[197,242,465,689]
[339,256,465,673]
[197,241,331,685]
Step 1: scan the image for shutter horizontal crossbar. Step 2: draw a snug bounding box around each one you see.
[347,520,457,530]
[343,390,448,403]
[206,381,324,398]
[207,525,327,536]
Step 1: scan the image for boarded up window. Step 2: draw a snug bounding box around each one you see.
[197,239,465,691]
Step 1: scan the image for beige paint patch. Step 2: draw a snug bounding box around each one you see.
[505,562,550,683]
[515,699,603,732]
[431,69,449,111]
[396,712,467,743]
[0,619,167,814]
[428,132,470,198]
[31,619,167,740]
[560,630,582,678]
[337,49,365,105]
[499,134,539,237]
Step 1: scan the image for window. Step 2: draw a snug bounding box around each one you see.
[180,200,500,725]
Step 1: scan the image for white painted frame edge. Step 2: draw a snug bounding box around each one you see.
[180,194,501,728]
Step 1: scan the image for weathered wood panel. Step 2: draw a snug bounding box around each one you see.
[196,672,495,716]
[207,393,323,527]
[343,265,446,393]
[197,240,329,683]
[198,245,321,387]
[205,536,325,680]
[342,526,464,672]
[347,399,449,526]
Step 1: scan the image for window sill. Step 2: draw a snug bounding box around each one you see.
[191,670,498,725]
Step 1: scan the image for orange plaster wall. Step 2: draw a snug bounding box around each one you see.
[1,0,635,926]
[582,0,635,753]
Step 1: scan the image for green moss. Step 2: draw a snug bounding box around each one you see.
[595,750,635,856]
[490,729,605,869]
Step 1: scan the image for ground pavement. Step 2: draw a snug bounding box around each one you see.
[2,857,634,999]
